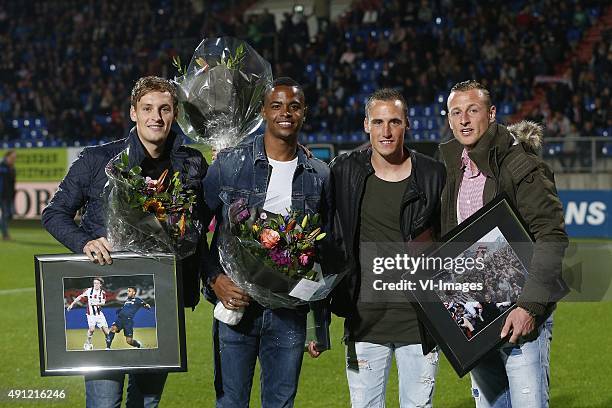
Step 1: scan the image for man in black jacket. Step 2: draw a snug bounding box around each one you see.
[42,76,209,408]
[328,88,445,407]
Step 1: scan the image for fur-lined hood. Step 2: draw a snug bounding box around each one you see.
[439,120,544,177]
[508,120,544,154]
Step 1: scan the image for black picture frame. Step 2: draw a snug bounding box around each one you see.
[34,252,187,376]
[406,195,541,377]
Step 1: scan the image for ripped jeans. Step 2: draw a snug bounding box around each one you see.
[470,316,553,408]
[345,342,439,408]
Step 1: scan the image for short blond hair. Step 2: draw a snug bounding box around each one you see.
[449,80,492,107]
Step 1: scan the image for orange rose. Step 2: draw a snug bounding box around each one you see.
[260,228,281,249]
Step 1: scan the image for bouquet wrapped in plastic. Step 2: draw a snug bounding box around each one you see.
[216,198,347,310]
[103,149,202,259]
[173,37,273,150]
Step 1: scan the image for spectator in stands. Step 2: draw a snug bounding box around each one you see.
[0,149,16,240]
[0,1,609,146]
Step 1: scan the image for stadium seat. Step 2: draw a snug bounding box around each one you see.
[499,103,515,115]
[544,142,563,157]
[427,132,440,141]
[408,107,422,118]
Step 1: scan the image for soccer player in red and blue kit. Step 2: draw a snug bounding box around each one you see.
[106,287,151,349]
[67,277,111,350]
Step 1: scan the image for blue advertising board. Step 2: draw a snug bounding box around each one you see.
[65,307,157,329]
[558,190,611,238]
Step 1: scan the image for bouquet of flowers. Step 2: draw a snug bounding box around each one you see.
[173,37,273,150]
[231,199,327,280]
[216,199,346,312]
[103,150,202,259]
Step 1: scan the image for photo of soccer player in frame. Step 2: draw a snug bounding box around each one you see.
[34,252,186,376]
[405,194,567,377]
[63,274,158,352]
[434,226,528,341]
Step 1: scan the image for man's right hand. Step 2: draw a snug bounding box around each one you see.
[211,274,251,310]
[83,237,113,265]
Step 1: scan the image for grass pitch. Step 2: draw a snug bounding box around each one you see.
[0,220,611,407]
[65,328,158,351]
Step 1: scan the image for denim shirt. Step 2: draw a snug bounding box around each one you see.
[203,134,333,284]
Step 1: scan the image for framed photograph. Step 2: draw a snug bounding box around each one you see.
[34,252,187,376]
[407,195,541,377]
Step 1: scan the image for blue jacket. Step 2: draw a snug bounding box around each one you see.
[42,128,211,308]
[203,134,333,286]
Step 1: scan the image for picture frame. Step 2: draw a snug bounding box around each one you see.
[34,252,187,376]
[406,194,561,377]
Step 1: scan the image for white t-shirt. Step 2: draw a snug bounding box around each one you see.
[264,157,298,215]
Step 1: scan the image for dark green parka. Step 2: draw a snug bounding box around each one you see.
[439,120,568,318]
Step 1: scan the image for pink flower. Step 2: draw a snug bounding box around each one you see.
[298,249,315,267]
[260,228,280,249]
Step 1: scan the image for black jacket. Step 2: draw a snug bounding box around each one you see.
[0,158,16,201]
[42,128,211,308]
[328,147,446,318]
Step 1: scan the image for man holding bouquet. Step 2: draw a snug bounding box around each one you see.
[42,76,210,407]
[203,77,333,408]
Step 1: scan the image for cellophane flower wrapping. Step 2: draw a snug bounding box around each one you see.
[104,148,202,259]
[217,198,347,309]
[173,37,273,151]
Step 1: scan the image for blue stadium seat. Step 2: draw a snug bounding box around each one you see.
[499,103,515,115]
[427,132,440,141]
[423,105,437,117]
[361,83,375,93]
[350,132,367,143]
[317,134,331,143]
[408,107,422,118]
[544,142,563,157]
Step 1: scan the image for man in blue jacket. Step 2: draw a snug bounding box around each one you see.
[203,77,333,408]
[42,76,210,408]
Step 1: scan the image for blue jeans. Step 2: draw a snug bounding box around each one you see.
[470,316,554,408]
[214,303,307,408]
[0,200,12,238]
[84,372,168,408]
[345,342,439,408]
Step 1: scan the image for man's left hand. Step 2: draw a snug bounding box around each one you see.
[501,307,536,343]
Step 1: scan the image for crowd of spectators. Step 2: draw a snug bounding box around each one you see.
[0,0,609,146]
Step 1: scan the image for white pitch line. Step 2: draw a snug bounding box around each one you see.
[0,287,35,295]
